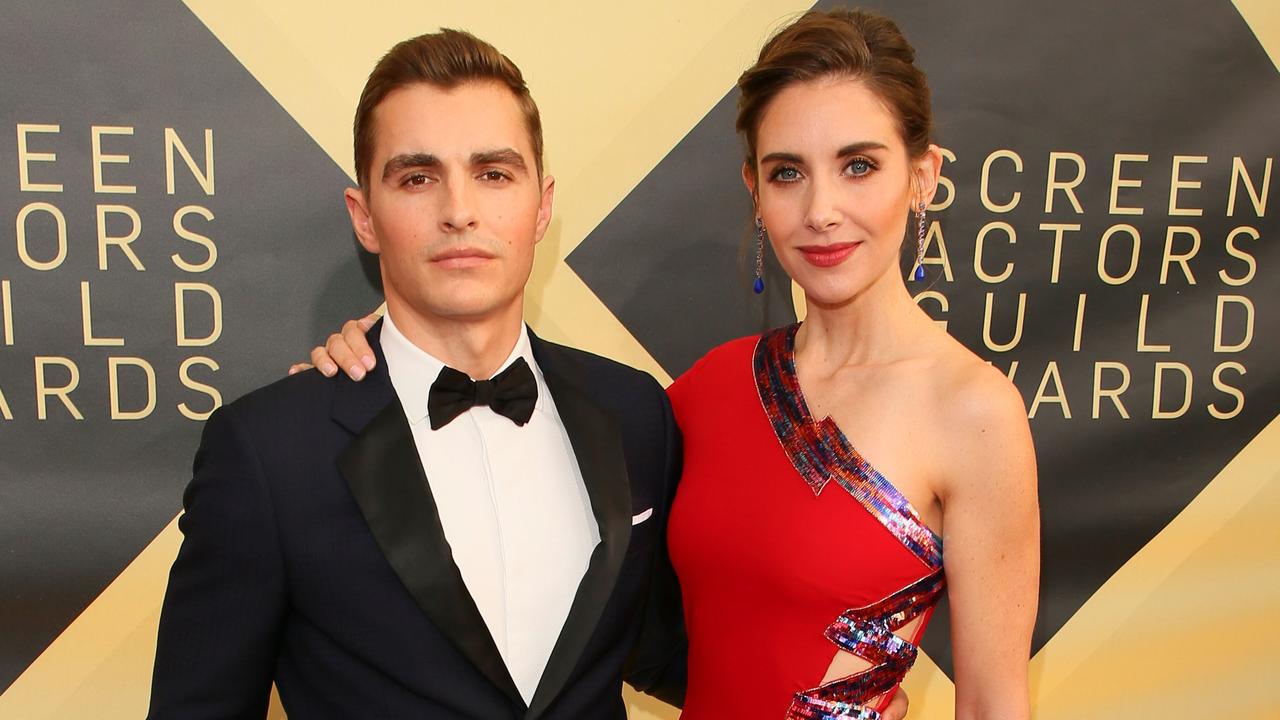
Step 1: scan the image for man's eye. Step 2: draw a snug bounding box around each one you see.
[481,169,510,182]
[404,173,428,186]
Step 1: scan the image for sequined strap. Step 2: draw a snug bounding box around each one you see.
[786,694,884,720]
[786,569,945,720]
[824,570,945,661]
[753,326,943,570]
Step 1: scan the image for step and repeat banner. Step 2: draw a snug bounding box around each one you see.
[1,1,1277,718]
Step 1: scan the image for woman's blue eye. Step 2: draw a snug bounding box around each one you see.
[848,159,873,176]
[772,166,800,182]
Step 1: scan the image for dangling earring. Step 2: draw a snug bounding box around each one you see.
[912,201,927,281]
[754,217,766,294]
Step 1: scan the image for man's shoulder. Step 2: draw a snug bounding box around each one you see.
[534,337,662,393]
[215,367,358,431]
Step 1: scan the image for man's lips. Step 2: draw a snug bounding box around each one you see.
[797,242,860,267]
[430,247,497,267]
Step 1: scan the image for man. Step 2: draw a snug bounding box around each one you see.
[149,29,685,719]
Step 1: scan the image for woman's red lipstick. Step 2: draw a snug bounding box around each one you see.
[798,242,859,267]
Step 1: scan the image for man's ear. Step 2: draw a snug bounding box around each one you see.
[345,186,379,254]
[533,174,555,244]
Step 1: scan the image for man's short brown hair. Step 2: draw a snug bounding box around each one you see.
[353,29,544,187]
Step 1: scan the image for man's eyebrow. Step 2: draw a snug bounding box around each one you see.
[381,153,440,180]
[471,148,527,170]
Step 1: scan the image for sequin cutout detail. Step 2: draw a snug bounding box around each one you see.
[753,325,946,720]
[784,570,945,719]
[752,325,943,569]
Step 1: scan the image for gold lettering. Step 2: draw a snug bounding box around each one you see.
[1004,360,1019,383]
[1208,362,1246,420]
[165,128,215,195]
[16,123,62,192]
[1226,156,1271,217]
[1098,224,1141,285]
[1137,294,1171,353]
[1220,226,1258,286]
[1045,152,1085,214]
[1214,295,1254,353]
[1073,293,1086,352]
[108,357,157,420]
[1029,361,1071,419]
[1,280,12,345]
[980,150,1022,212]
[1168,155,1208,216]
[15,202,67,271]
[1092,361,1131,419]
[175,282,223,346]
[913,290,948,330]
[974,221,1015,283]
[1159,226,1200,285]
[179,356,222,420]
[91,125,136,194]
[1152,362,1193,420]
[0,383,11,420]
[80,281,125,347]
[1108,153,1148,215]
[1039,222,1080,284]
[171,205,217,272]
[920,220,952,281]
[96,204,145,271]
[982,291,1026,352]
[35,356,84,420]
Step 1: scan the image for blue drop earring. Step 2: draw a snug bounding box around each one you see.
[912,201,927,281]
[754,217,766,294]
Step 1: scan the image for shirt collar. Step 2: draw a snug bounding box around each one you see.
[379,310,548,426]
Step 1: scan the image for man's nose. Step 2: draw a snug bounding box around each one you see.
[439,179,478,232]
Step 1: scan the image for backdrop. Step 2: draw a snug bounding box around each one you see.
[1,1,1277,718]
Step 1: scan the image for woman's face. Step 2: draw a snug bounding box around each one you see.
[747,77,938,308]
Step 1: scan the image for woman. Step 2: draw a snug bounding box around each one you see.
[305,9,1038,719]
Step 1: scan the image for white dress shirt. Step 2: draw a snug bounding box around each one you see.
[379,313,600,704]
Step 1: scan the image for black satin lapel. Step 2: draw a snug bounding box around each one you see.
[527,339,632,719]
[338,397,525,707]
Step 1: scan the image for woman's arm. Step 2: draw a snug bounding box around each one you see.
[289,311,381,379]
[938,366,1040,720]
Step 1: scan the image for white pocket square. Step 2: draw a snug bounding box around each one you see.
[631,508,653,525]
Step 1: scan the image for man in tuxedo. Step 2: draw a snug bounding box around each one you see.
[149,29,685,719]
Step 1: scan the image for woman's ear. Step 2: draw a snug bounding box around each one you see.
[741,161,760,212]
[913,144,945,208]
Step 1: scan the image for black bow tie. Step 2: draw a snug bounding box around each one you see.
[427,357,538,430]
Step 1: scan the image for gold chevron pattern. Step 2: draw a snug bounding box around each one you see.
[1,2,1276,718]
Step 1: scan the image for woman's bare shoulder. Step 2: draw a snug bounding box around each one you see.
[922,334,1035,495]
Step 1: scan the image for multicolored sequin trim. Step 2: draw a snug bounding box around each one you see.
[785,570,945,720]
[752,324,943,569]
[753,324,946,720]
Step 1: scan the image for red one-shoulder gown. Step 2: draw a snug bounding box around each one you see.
[667,326,944,720]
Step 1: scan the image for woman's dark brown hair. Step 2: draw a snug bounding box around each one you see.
[736,8,933,172]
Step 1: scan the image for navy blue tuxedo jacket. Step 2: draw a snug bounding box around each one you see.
[149,325,686,719]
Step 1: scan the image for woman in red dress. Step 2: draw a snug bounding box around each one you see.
[306,9,1039,719]
[664,11,1038,718]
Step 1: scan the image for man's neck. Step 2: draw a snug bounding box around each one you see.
[384,298,525,380]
